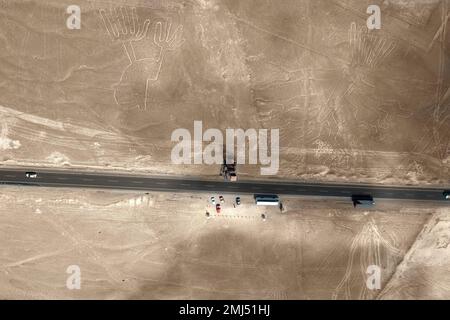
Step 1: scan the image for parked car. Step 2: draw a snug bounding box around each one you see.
[216,204,221,213]
[219,195,224,203]
[235,197,241,205]
[210,196,216,205]
[444,191,450,200]
[25,172,38,178]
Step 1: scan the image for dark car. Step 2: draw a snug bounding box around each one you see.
[352,195,374,207]
[235,197,241,205]
[216,204,221,213]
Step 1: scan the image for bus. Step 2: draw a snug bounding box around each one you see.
[254,194,280,206]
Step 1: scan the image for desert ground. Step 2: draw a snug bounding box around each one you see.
[0,0,449,300]
[0,0,448,184]
[0,186,448,299]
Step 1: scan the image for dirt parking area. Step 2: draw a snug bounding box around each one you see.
[1,186,445,299]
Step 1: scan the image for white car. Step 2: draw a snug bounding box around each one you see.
[25,172,37,178]
[210,196,216,205]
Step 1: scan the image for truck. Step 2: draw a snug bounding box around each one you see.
[444,190,450,200]
[352,194,374,207]
[220,149,237,181]
[254,194,280,206]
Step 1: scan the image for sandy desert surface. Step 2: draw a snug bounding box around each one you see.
[0,0,448,184]
[0,186,448,300]
[0,0,449,300]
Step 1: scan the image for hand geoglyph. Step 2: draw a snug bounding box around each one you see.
[100,7,184,111]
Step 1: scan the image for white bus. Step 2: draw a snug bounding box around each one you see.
[254,194,280,206]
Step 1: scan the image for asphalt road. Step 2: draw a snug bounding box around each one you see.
[0,168,448,202]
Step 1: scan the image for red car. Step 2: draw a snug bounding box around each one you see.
[216,204,221,213]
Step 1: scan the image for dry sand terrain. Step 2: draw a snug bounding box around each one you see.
[0,186,448,299]
[379,209,450,299]
[0,0,449,300]
[0,0,448,184]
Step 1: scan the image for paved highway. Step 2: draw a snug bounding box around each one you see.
[0,168,448,202]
